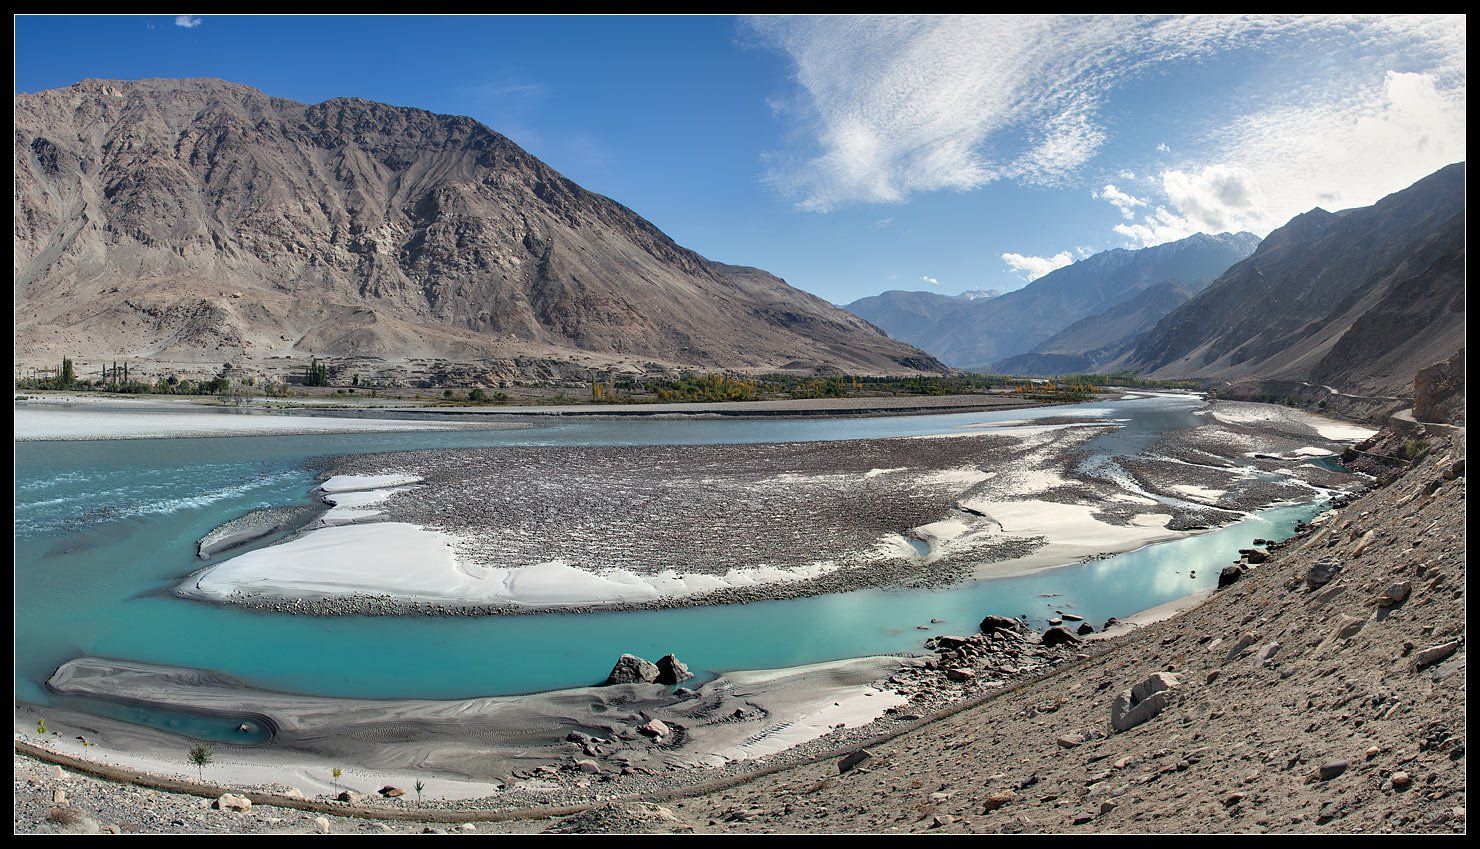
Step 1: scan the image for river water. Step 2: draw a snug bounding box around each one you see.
[15,393,1334,742]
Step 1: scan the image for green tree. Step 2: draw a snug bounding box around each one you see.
[60,357,74,387]
[468,387,487,402]
[332,767,342,792]
[188,742,214,781]
[414,779,425,804]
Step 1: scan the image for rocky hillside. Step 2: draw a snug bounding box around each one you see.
[14,78,942,377]
[667,425,1466,833]
[1115,164,1465,401]
[994,281,1197,376]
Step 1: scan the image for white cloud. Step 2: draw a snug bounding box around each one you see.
[174,15,203,28]
[1001,251,1076,281]
[1098,183,1148,219]
[920,275,940,286]
[744,15,1464,213]
[872,218,894,230]
[1115,69,1466,246]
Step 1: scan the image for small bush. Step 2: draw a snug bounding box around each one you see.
[46,806,84,826]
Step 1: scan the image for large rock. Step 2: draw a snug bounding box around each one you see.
[1109,671,1181,732]
[1305,558,1342,589]
[604,654,659,685]
[214,793,252,812]
[838,749,873,774]
[655,654,693,685]
[637,719,670,738]
[979,615,1023,635]
[1042,626,1080,647]
[1217,564,1244,589]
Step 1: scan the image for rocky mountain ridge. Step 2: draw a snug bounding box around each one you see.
[14,77,943,379]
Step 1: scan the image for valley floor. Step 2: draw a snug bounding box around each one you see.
[17,425,1463,835]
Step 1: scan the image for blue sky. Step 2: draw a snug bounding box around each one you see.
[14,15,1466,304]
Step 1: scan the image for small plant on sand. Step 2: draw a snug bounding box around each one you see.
[46,806,84,826]
[36,717,46,735]
[332,767,342,792]
[188,742,214,781]
[414,779,425,804]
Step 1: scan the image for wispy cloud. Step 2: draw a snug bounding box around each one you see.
[1115,70,1466,246]
[920,275,940,286]
[467,79,550,101]
[872,217,894,230]
[1001,251,1075,281]
[1097,184,1147,219]
[743,15,1464,216]
[174,15,203,29]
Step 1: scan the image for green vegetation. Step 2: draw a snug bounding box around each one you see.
[188,742,214,780]
[1404,439,1430,462]
[414,779,425,804]
[302,357,330,387]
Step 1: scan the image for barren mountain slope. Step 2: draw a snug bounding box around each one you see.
[1115,164,1464,400]
[14,78,942,376]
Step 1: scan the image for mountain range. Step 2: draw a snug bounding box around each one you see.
[1114,163,1465,401]
[846,232,1261,369]
[14,78,943,379]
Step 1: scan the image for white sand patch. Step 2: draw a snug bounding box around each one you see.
[181,522,849,607]
[958,497,1186,580]
[317,474,422,493]
[1207,402,1377,442]
[14,408,459,441]
[1295,447,1335,457]
[864,467,908,478]
[1170,484,1226,502]
[914,466,993,488]
[1110,493,1159,506]
[319,485,418,526]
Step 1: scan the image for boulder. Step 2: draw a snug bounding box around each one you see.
[982,790,1016,812]
[1375,581,1411,607]
[945,668,974,682]
[1217,565,1244,589]
[655,654,693,685]
[1042,626,1080,647]
[1413,639,1462,669]
[1244,548,1268,564]
[838,749,873,774]
[214,793,252,812]
[1109,671,1181,733]
[637,719,670,738]
[378,786,405,798]
[604,654,659,686]
[336,790,365,804]
[979,615,1023,635]
[1060,613,1083,622]
[1306,558,1342,589]
[1076,623,1095,636]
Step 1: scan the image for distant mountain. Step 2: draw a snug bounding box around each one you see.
[994,281,1196,375]
[845,232,1260,368]
[13,78,943,377]
[957,289,1003,301]
[1112,163,1465,400]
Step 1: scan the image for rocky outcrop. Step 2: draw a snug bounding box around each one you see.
[604,654,659,686]
[655,654,692,685]
[1413,349,1465,424]
[1108,671,1181,732]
